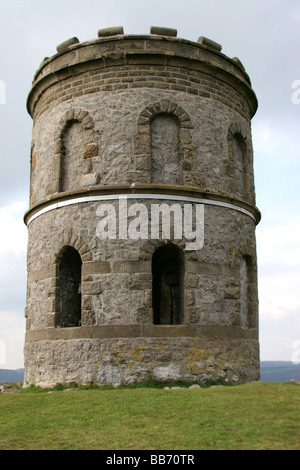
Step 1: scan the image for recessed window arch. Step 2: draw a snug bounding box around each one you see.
[52,108,98,195]
[150,113,180,184]
[55,246,82,328]
[233,132,246,199]
[152,243,185,325]
[60,119,84,192]
[240,255,252,328]
[227,122,250,200]
[134,100,194,186]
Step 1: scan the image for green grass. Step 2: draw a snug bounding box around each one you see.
[0,381,299,450]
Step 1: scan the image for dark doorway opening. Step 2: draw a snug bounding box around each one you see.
[55,246,82,328]
[152,244,184,325]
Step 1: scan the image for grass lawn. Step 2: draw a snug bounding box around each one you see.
[0,381,299,450]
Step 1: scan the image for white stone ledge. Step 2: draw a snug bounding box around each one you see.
[25,192,258,226]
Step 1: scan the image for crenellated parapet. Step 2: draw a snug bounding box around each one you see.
[27,27,257,120]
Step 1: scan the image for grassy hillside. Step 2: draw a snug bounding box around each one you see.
[0,381,299,450]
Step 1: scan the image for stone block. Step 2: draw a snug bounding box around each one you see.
[113,260,151,274]
[197,36,222,52]
[125,171,150,184]
[81,173,99,187]
[56,37,79,53]
[83,143,99,159]
[186,289,195,306]
[82,262,111,275]
[153,364,181,381]
[82,281,102,295]
[135,154,150,171]
[231,57,245,71]
[224,286,240,299]
[179,128,192,144]
[150,26,177,37]
[136,307,152,324]
[134,133,150,155]
[98,26,124,37]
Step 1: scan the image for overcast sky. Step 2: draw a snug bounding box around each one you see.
[0,0,299,369]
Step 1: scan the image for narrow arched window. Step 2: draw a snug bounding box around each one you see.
[233,133,246,199]
[240,255,251,328]
[60,120,83,192]
[152,244,184,325]
[55,246,82,328]
[150,113,180,184]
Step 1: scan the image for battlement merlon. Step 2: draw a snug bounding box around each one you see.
[27,28,258,118]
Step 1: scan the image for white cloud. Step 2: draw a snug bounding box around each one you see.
[0,310,25,369]
[0,201,28,256]
[257,216,300,307]
[252,118,300,166]
[257,222,300,268]
[0,201,27,369]
[257,214,300,360]
[0,201,27,308]
[259,305,300,361]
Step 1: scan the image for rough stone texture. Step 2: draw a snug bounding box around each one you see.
[24,199,259,384]
[24,337,259,387]
[24,32,260,387]
[28,86,255,206]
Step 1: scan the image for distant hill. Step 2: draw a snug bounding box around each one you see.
[1,362,300,383]
[260,361,300,382]
[0,368,24,383]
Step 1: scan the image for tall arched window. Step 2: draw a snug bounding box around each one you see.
[55,246,82,328]
[60,120,84,192]
[150,113,180,184]
[53,108,98,195]
[233,133,246,199]
[152,243,184,325]
[240,255,251,328]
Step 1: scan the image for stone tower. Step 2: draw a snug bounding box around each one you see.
[24,27,261,387]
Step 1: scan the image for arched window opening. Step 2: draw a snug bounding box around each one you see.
[152,244,184,325]
[60,120,83,192]
[55,246,82,328]
[240,255,251,328]
[150,113,180,184]
[233,133,246,199]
